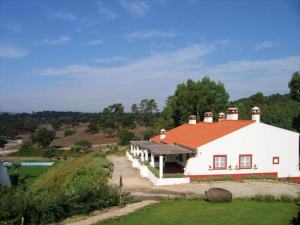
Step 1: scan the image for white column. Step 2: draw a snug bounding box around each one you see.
[141,149,144,161]
[150,153,155,167]
[145,150,149,161]
[133,146,136,156]
[159,155,164,178]
[130,144,133,154]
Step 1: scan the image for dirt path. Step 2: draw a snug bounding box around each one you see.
[108,155,300,198]
[66,200,158,225]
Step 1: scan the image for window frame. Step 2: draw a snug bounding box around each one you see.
[272,156,279,165]
[213,155,227,170]
[239,154,252,169]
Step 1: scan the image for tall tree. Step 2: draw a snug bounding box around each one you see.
[138,99,158,126]
[289,72,300,101]
[159,77,229,127]
[99,103,124,137]
[31,128,56,149]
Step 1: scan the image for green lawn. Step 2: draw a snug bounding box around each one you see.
[97,199,299,225]
[18,166,51,186]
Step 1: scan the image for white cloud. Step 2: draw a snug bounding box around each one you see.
[84,39,103,46]
[86,56,131,64]
[96,0,118,20]
[124,30,177,40]
[120,0,150,16]
[11,42,296,112]
[0,46,29,59]
[52,11,77,21]
[38,44,215,77]
[254,41,277,51]
[38,36,71,46]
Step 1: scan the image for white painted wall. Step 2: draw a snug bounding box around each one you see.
[185,122,300,178]
[145,166,190,185]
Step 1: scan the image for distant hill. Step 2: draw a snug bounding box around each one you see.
[231,93,300,132]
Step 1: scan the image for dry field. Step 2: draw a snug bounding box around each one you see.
[3,123,148,150]
[50,123,147,148]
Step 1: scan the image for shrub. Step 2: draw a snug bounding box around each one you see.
[253,194,276,202]
[107,145,126,156]
[117,129,135,145]
[192,176,232,182]
[43,148,57,159]
[280,194,295,202]
[1,152,120,224]
[64,129,76,137]
[9,142,42,157]
[86,122,99,134]
[0,187,29,224]
[243,175,276,180]
[71,140,92,153]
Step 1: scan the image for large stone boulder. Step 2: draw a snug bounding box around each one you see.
[205,188,232,202]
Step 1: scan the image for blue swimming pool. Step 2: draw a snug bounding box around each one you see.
[2,161,54,167]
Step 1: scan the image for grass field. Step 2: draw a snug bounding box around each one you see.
[18,166,51,186]
[97,199,299,225]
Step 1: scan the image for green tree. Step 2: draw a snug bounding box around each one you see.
[131,103,140,124]
[289,72,300,101]
[160,77,229,127]
[51,121,61,130]
[71,140,92,153]
[138,99,158,126]
[43,148,57,159]
[86,122,99,134]
[143,129,159,140]
[292,112,300,132]
[31,128,56,149]
[117,129,135,145]
[0,136,7,148]
[99,103,124,137]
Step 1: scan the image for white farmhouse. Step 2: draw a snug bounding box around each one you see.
[128,107,300,185]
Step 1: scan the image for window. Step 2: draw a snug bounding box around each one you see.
[213,155,227,170]
[273,157,279,164]
[239,154,252,169]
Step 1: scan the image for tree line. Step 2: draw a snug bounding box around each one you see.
[0,72,299,148]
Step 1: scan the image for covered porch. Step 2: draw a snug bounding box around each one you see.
[130,141,195,179]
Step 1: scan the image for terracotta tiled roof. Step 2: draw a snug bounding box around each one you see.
[151,120,255,150]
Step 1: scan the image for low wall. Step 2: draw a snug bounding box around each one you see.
[127,152,190,185]
[144,166,190,186]
[126,151,133,161]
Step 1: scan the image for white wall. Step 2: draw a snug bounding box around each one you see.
[185,122,300,178]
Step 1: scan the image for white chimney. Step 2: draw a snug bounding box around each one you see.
[160,129,166,140]
[226,107,239,120]
[203,112,213,123]
[218,112,225,122]
[251,106,261,122]
[188,115,197,125]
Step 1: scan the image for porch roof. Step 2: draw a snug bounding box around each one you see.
[145,143,194,155]
[130,140,193,155]
[130,141,163,149]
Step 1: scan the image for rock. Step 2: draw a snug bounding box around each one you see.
[205,188,232,202]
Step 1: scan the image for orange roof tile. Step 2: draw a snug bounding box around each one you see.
[151,120,255,150]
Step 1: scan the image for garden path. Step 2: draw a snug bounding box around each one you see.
[66,200,159,225]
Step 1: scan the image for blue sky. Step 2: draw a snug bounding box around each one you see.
[0,0,299,112]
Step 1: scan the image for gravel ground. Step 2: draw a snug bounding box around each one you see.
[108,155,300,198]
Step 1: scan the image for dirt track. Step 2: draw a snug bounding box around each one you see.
[108,155,300,198]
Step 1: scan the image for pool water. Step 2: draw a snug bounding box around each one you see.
[2,161,54,167]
